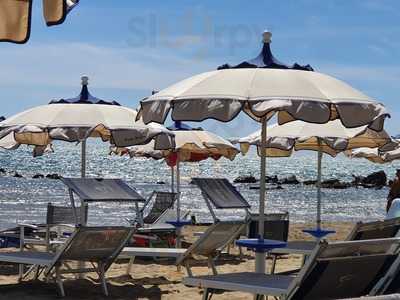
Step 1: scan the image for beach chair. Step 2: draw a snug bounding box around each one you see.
[191,178,251,222]
[135,192,177,226]
[183,238,400,300]
[20,203,88,250]
[247,212,289,241]
[120,220,247,276]
[0,226,134,297]
[269,216,400,273]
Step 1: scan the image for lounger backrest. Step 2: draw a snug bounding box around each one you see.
[53,226,134,265]
[143,192,177,224]
[46,203,88,225]
[192,178,250,209]
[247,212,289,241]
[348,217,400,241]
[176,220,246,265]
[287,238,400,300]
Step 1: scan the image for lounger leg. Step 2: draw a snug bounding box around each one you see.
[185,261,193,277]
[207,257,218,275]
[202,288,212,300]
[126,256,135,275]
[270,254,277,274]
[55,266,65,297]
[99,262,109,296]
[301,254,307,266]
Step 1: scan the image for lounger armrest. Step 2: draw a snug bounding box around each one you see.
[49,224,76,230]
[17,223,40,230]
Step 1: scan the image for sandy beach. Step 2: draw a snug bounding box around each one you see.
[0,222,353,299]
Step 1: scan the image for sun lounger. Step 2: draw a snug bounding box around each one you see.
[191,178,251,222]
[120,220,247,276]
[20,203,88,250]
[136,191,177,226]
[183,238,400,299]
[269,217,400,273]
[0,226,134,297]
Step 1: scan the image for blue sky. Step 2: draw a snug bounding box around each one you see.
[0,0,399,137]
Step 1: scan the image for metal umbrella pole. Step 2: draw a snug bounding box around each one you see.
[255,118,267,273]
[175,158,182,249]
[171,166,175,193]
[316,139,323,231]
[81,140,87,178]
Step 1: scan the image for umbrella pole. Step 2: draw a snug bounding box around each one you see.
[316,139,323,231]
[79,139,87,279]
[171,166,175,193]
[256,118,267,274]
[176,158,181,249]
[81,140,86,178]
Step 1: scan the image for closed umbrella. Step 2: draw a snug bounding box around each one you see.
[0,76,175,178]
[113,121,239,248]
[234,119,393,237]
[137,31,390,273]
[0,0,79,44]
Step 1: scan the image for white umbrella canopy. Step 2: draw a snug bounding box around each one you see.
[233,120,393,233]
[137,31,390,273]
[0,77,175,176]
[347,142,400,164]
[235,120,393,157]
[126,129,239,162]
[138,67,388,130]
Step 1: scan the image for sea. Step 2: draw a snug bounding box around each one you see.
[0,139,399,230]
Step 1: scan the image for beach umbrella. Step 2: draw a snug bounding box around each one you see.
[346,141,400,164]
[0,0,79,44]
[112,121,239,248]
[233,119,393,237]
[0,76,175,178]
[137,31,390,273]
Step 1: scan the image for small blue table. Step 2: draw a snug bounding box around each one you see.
[166,220,192,228]
[302,228,336,239]
[236,238,287,253]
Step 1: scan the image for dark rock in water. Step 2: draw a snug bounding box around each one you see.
[32,173,44,179]
[279,175,299,185]
[265,175,279,184]
[320,179,352,189]
[13,172,23,178]
[321,179,340,185]
[157,181,166,185]
[250,185,283,191]
[234,175,257,184]
[352,171,387,188]
[0,168,6,174]
[46,173,61,180]
[303,180,317,185]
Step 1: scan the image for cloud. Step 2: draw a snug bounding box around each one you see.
[0,42,215,91]
[317,63,400,84]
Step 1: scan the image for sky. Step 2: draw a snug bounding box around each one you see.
[0,0,399,138]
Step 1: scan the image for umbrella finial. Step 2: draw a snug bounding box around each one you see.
[81,76,89,86]
[262,31,272,43]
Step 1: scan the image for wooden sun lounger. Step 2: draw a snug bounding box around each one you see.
[120,220,247,276]
[184,238,400,300]
[0,226,134,297]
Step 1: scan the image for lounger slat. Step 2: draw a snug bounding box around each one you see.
[0,252,55,266]
[120,247,186,258]
[184,273,292,296]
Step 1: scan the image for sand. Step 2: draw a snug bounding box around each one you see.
[0,222,353,299]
